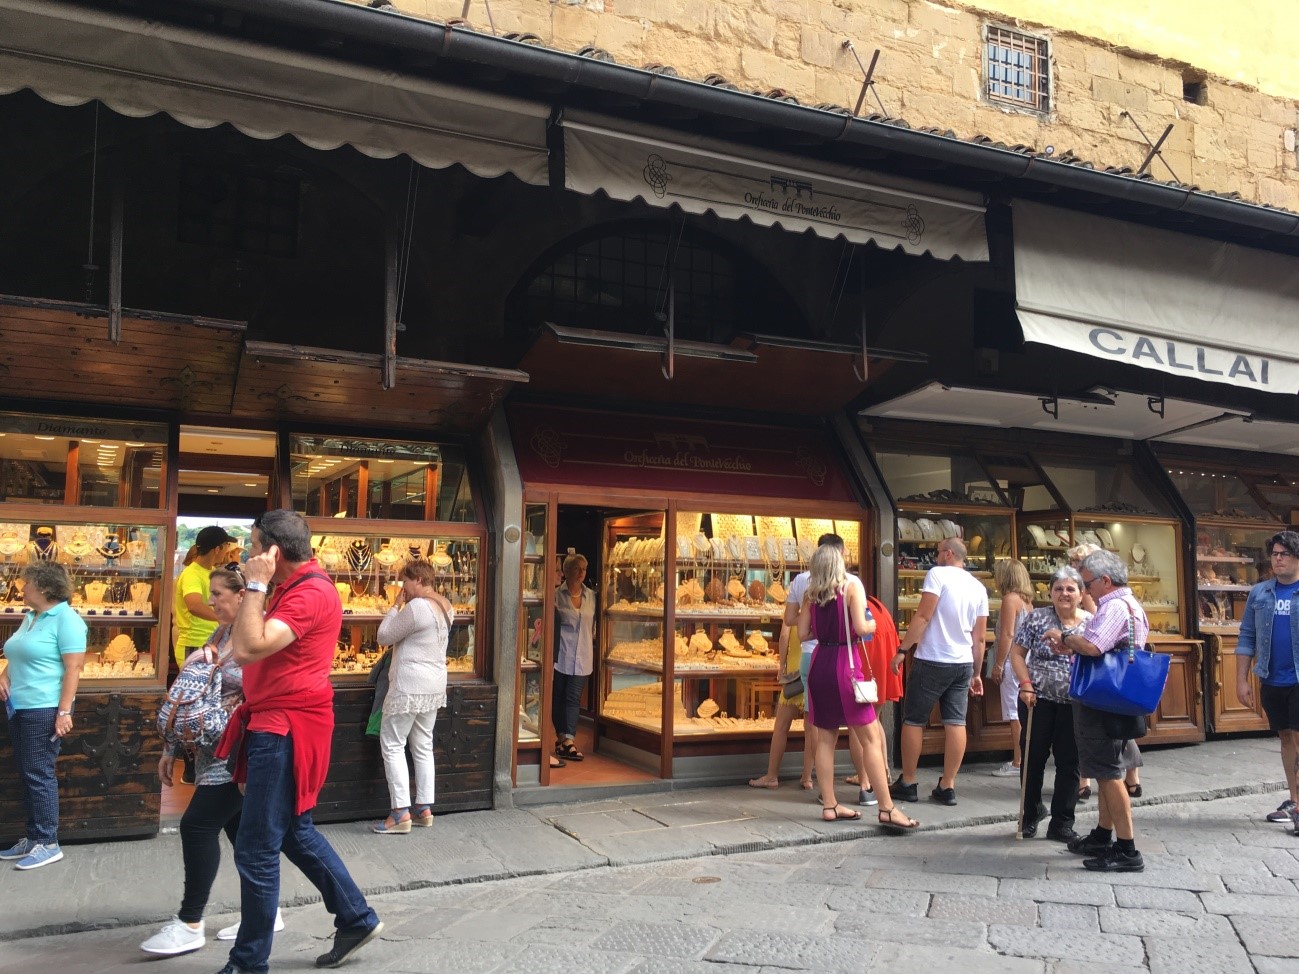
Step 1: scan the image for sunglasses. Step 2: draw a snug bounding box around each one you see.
[224,562,245,578]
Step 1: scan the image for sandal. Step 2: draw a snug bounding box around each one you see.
[799,779,814,791]
[1126,783,1143,798]
[878,806,921,833]
[821,804,862,822]
[747,776,780,789]
[555,740,584,762]
[549,755,567,769]
[411,804,434,827]
[844,774,861,786]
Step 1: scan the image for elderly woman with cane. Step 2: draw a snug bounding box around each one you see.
[1009,566,1091,842]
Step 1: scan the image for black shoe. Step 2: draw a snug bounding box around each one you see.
[1067,829,1113,857]
[213,966,254,974]
[930,783,957,806]
[1045,825,1081,844]
[889,776,918,803]
[1020,803,1047,839]
[1083,847,1144,872]
[315,920,384,968]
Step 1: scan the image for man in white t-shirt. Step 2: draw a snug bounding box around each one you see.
[889,537,988,807]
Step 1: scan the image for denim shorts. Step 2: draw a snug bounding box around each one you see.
[902,659,973,726]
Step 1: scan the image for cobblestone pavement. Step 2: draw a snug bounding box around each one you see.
[3,791,1297,973]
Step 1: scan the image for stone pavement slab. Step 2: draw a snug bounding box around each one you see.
[0,734,1290,946]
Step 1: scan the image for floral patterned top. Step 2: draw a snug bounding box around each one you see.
[1013,605,1093,704]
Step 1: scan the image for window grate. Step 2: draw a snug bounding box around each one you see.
[985,26,1050,113]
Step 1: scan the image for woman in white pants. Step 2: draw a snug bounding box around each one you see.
[371,559,451,834]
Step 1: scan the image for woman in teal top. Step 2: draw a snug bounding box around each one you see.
[0,561,87,871]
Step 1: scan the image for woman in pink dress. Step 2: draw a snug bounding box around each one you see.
[799,544,919,832]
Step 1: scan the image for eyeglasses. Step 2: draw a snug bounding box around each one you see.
[1271,550,1295,559]
[1081,576,1102,589]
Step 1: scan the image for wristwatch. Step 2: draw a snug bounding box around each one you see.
[57,710,72,717]
[245,581,269,594]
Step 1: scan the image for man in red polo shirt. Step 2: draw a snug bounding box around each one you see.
[217,509,382,974]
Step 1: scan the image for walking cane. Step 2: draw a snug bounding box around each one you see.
[1015,700,1035,840]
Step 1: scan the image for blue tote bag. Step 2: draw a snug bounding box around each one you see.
[1068,604,1170,717]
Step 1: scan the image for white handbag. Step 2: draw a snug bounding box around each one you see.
[842,591,878,704]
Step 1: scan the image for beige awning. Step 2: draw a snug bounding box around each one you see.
[0,0,549,184]
[1014,201,1299,395]
[562,111,988,261]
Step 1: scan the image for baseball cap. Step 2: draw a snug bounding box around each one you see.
[195,525,235,554]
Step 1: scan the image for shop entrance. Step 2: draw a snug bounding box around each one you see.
[161,426,276,823]
[544,503,660,788]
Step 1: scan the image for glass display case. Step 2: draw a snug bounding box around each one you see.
[0,412,168,508]
[599,510,849,742]
[0,520,167,682]
[874,448,1009,650]
[308,525,481,678]
[516,503,548,747]
[290,434,474,522]
[1018,514,1182,634]
[601,512,668,736]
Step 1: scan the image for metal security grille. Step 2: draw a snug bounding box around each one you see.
[985,26,1050,112]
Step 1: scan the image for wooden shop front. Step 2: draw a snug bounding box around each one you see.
[0,298,521,839]
[505,403,873,787]
[862,414,1206,757]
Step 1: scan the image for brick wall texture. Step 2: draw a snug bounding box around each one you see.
[362,0,1299,212]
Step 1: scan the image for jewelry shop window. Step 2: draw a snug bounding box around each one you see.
[290,433,484,681]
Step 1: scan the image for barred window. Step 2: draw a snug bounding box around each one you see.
[985,26,1050,113]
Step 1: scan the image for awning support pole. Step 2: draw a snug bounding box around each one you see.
[108,180,123,344]
[660,279,675,381]
[852,258,869,382]
[1039,395,1059,420]
[382,218,398,390]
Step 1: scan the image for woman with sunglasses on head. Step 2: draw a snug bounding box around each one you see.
[1009,566,1091,842]
[141,566,284,956]
[371,559,453,833]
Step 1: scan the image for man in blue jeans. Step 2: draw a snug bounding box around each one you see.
[216,510,382,973]
[1236,530,1299,831]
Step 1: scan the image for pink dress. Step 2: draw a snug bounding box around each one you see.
[806,592,877,730]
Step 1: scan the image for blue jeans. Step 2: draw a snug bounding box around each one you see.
[551,670,586,740]
[230,732,377,974]
[7,707,61,845]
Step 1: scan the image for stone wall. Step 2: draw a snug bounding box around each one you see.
[363,0,1299,211]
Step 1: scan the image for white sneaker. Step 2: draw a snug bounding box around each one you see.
[217,908,285,941]
[141,917,205,955]
[991,761,1021,777]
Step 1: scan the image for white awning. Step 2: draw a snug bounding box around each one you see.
[562,111,988,261]
[0,0,549,184]
[1014,201,1299,395]
[861,382,1241,439]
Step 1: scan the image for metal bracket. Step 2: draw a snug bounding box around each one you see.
[660,280,676,380]
[1147,395,1165,419]
[852,260,869,382]
[460,0,496,33]
[1039,395,1059,419]
[842,41,884,116]
[1120,112,1178,181]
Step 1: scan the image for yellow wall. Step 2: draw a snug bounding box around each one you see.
[970,0,1299,99]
